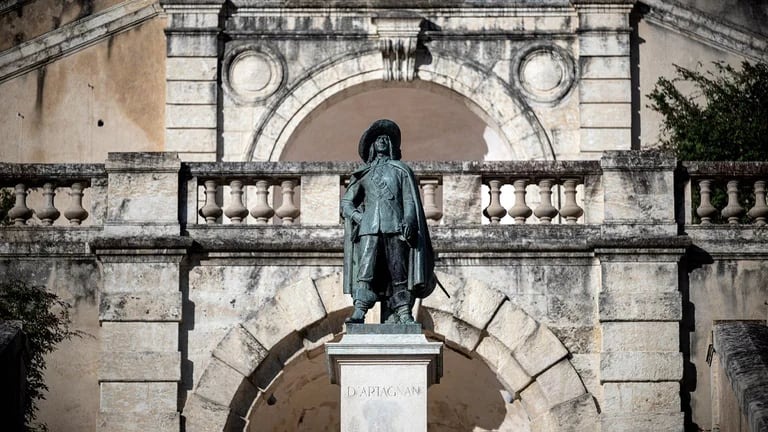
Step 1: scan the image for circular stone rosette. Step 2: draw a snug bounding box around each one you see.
[515,45,576,105]
[223,43,285,104]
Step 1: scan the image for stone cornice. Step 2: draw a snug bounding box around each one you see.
[641,0,768,62]
[0,0,162,84]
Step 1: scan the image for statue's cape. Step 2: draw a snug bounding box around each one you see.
[342,160,436,298]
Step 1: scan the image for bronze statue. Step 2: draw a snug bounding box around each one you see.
[341,119,435,324]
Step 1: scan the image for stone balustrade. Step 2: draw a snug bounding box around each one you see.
[478,160,601,224]
[182,160,604,227]
[0,163,106,226]
[3,158,768,230]
[683,162,768,226]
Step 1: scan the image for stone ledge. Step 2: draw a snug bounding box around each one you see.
[90,236,194,251]
[601,150,676,170]
[713,321,768,432]
[105,152,181,172]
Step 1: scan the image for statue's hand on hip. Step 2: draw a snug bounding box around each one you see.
[401,223,416,246]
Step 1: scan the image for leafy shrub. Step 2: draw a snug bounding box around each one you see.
[647,61,768,161]
[0,279,79,432]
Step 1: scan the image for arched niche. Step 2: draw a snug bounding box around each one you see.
[181,271,598,431]
[245,50,554,162]
[279,82,499,162]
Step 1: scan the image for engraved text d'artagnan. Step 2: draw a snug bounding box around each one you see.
[345,385,423,398]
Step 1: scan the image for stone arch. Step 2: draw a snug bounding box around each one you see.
[182,271,598,431]
[244,49,555,162]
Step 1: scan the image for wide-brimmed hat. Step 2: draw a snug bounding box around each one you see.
[358,119,401,161]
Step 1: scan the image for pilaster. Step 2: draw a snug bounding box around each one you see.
[162,0,224,162]
[93,237,192,432]
[596,150,685,431]
[574,1,634,155]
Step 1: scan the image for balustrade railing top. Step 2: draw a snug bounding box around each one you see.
[183,160,602,177]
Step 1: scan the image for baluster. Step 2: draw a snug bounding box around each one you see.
[559,179,583,224]
[747,180,768,226]
[275,179,300,225]
[64,182,89,226]
[420,179,442,223]
[533,179,558,224]
[721,180,744,225]
[224,180,249,225]
[508,179,532,224]
[37,182,60,226]
[199,180,222,224]
[8,183,33,226]
[483,179,506,224]
[250,180,275,224]
[696,179,717,225]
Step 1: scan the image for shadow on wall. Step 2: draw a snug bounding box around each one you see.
[279,85,493,162]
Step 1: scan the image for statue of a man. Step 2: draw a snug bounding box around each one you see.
[341,119,435,324]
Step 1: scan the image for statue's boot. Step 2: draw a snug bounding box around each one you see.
[395,305,416,324]
[345,301,367,324]
[390,286,415,324]
[346,284,376,324]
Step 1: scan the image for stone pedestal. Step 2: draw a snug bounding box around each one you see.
[326,324,443,432]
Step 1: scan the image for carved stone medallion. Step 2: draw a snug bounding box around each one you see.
[223,43,284,104]
[515,45,576,105]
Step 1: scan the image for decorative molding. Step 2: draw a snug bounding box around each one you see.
[641,0,768,62]
[373,15,422,82]
[222,42,285,105]
[514,44,577,106]
[0,0,162,84]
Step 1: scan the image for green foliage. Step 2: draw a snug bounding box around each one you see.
[0,278,79,432]
[647,61,768,161]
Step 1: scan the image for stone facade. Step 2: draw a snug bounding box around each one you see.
[2,153,768,431]
[1,1,768,431]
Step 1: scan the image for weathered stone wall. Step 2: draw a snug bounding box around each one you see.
[683,234,768,430]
